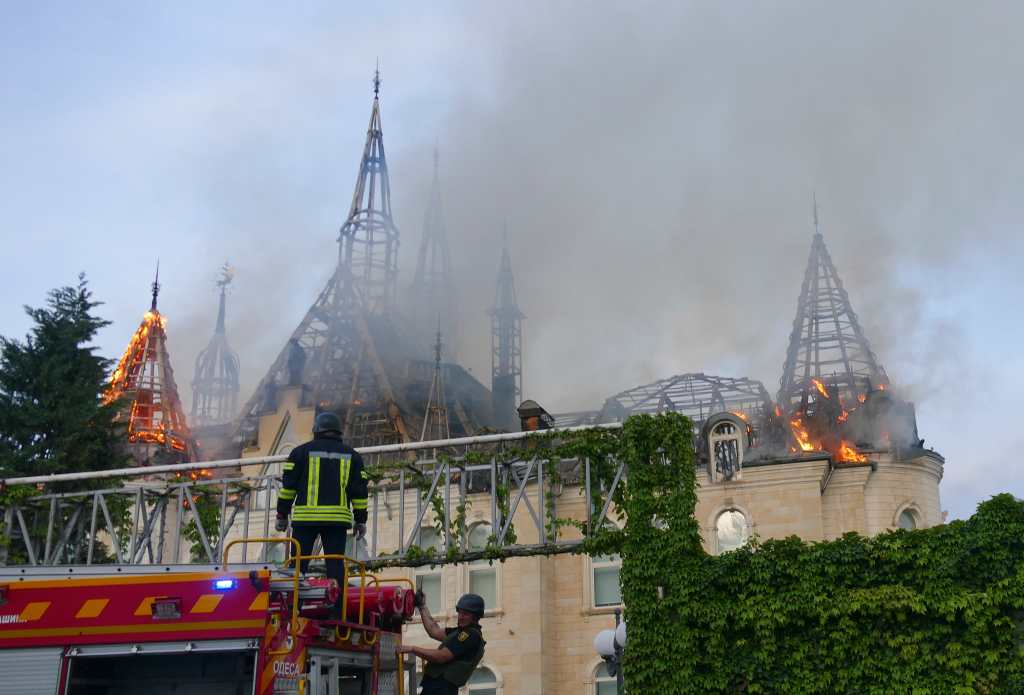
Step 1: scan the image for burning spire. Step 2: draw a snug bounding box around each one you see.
[338,64,399,314]
[778,202,889,416]
[190,262,240,427]
[238,70,412,447]
[420,321,451,442]
[490,230,524,431]
[105,266,196,462]
[408,146,457,356]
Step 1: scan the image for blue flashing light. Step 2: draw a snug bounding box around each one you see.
[214,579,236,591]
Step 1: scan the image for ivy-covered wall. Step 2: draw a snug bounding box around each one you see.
[615,413,1024,694]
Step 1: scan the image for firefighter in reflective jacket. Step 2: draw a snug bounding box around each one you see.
[397,593,486,694]
[276,412,368,607]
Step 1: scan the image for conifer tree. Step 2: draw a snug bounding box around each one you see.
[0,275,128,481]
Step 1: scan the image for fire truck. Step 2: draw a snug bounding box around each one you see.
[0,538,416,695]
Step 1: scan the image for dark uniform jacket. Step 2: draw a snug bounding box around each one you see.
[276,437,368,526]
[422,625,486,687]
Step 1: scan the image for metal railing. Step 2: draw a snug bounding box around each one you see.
[0,424,624,568]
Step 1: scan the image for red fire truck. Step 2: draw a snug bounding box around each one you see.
[0,539,416,695]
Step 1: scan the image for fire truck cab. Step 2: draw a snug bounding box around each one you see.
[0,540,416,695]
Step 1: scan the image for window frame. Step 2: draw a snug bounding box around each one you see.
[591,660,621,695]
[894,503,922,531]
[589,553,623,610]
[464,521,500,615]
[414,526,445,619]
[710,506,752,555]
[462,663,501,695]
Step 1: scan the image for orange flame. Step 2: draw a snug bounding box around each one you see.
[837,440,868,463]
[790,418,815,452]
[838,410,850,423]
[730,410,749,422]
[857,393,867,404]
[812,379,829,399]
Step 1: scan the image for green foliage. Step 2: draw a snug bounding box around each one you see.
[0,275,129,481]
[0,276,132,563]
[610,414,1024,694]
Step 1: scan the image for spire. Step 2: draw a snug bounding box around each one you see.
[420,319,451,442]
[409,146,456,355]
[151,260,160,311]
[106,274,196,463]
[338,66,399,313]
[777,209,889,414]
[490,229,524,430]
[191,263,240,427]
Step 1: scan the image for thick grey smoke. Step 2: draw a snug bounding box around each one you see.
[10,3,1016,520]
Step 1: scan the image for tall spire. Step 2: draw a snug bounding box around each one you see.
[191,263,241,427]
[238,72,412,448]
[409,146,456,355]
[420,320,451,442]
[490,229,524,431]
[150,260,160,311]
[777,208,889,415]
[106,273,196,463]
[338,66,399,314]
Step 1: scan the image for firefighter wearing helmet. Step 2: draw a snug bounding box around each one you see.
[397,591,487,693]
[276,411,368,614]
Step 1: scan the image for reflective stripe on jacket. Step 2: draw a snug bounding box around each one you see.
[276,436,369,526]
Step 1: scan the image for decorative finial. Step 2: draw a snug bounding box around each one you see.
[373,59,381,97]
[151,260,161,311]
[812,192,820,236]
[217,261,235,290]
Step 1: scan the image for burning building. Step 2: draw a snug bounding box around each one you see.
[232,71,498,463]
[104,268,197,464]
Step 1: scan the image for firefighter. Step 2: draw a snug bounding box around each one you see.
[397,592,487,694]
[275,412,368,610]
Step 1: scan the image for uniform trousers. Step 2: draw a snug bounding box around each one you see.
[290,524,348,613]
[419,677,458,695]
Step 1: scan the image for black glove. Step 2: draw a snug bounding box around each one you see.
[275,515,288,532]
[413,590,426,608]
[353,523,366,540]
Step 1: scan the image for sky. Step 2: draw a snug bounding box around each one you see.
[1,2,1021,520]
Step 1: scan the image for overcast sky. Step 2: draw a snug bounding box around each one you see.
[2,2,1021,520]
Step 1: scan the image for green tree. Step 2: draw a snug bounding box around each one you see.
[0,275,128,479]
[0,275,130,561]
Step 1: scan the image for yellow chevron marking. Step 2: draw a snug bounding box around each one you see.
[134,596,157,617]
[248,592,269,611]
[190,594,223,614]
[75,598,109,619]
[19,602,50,622]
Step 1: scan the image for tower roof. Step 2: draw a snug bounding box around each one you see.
[490,233,524,431]
[191,263,240,427]
[409,147,457,354]
[778,212,889,414]
[106,272,196,461]
[338,69,399,313]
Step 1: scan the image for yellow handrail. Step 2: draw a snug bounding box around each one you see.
[222,536,302,656]
[283,553,370,643]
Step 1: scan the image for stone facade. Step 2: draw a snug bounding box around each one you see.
[233,396,943,695]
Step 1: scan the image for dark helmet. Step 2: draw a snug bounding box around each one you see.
[455,593,485,617]
[313,412,343,437]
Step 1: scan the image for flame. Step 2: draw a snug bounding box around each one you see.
[878,383,887,391]
[812,379,830,399]
[774,405,782,418]
[838,410,849,423]
[730,410,749,422]
[790,418,815,452]
[837,440,868,463]
[857,393,867,404]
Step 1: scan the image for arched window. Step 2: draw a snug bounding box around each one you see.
[465,666,498,695]
[715,509,749,553]
[467,523,497,610]
[415,527,444,611]
[898,508,918,530]
[594,662,620,695]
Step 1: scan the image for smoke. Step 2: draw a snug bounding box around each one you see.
[5,2,1018,519]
